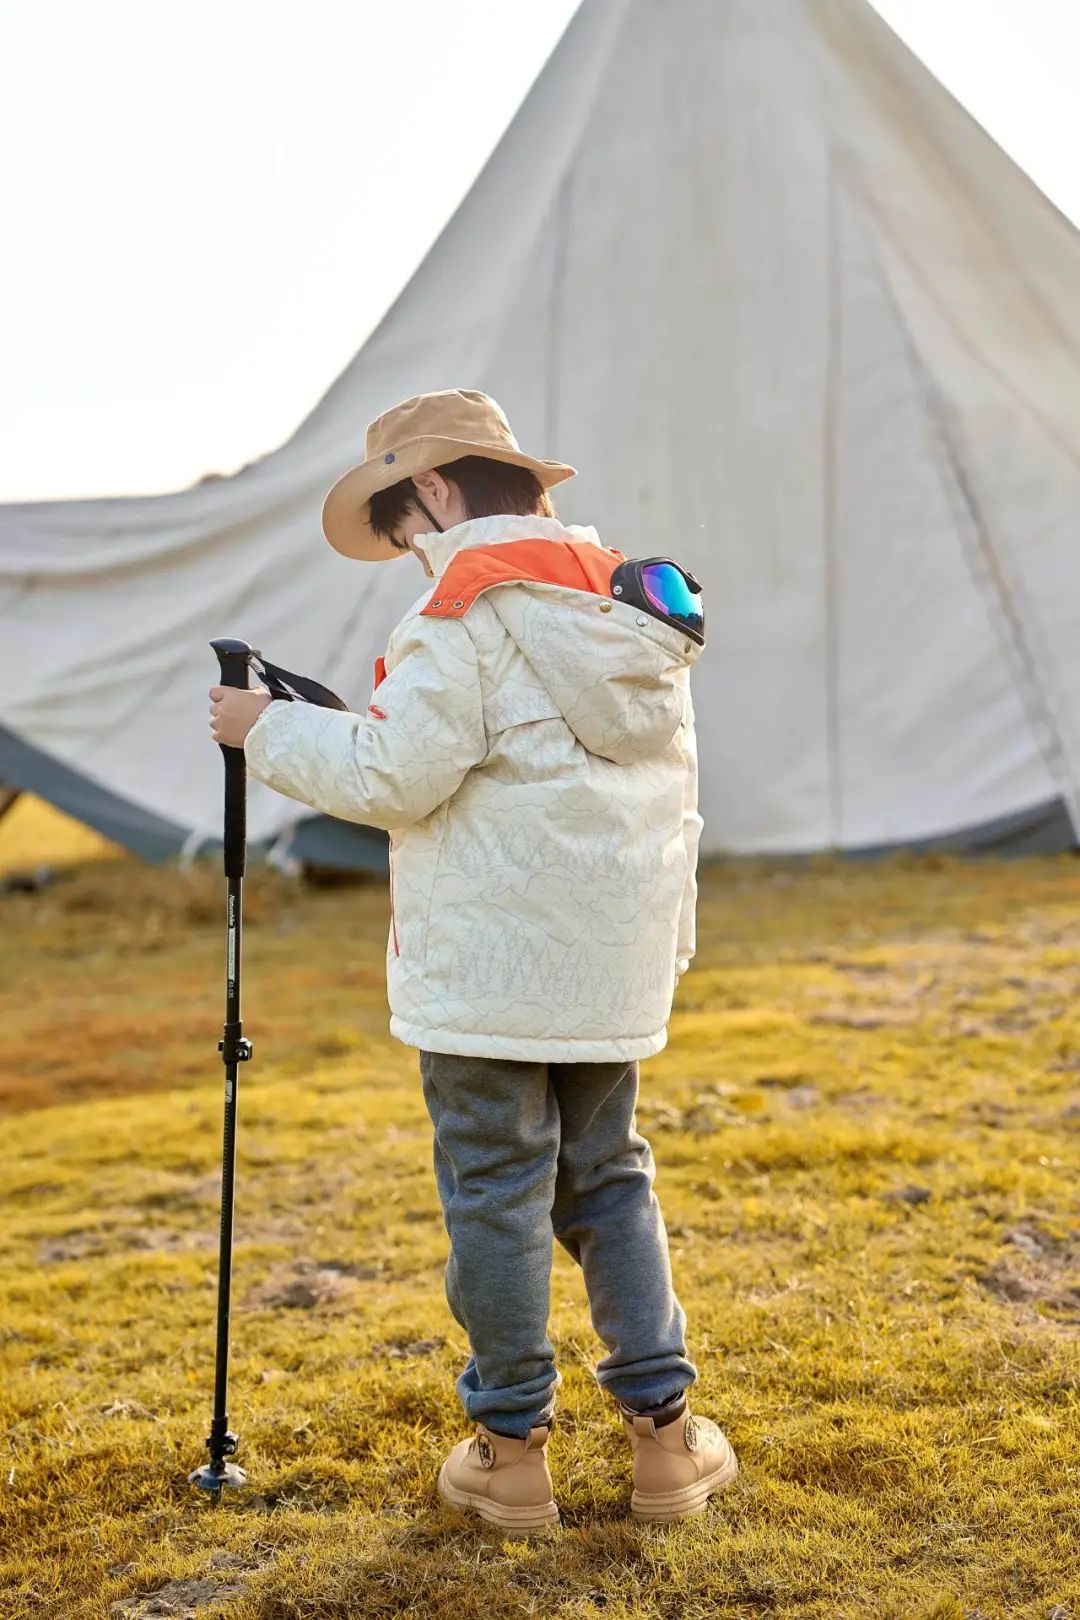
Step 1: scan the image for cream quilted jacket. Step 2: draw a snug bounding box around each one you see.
[243,514,703,1061]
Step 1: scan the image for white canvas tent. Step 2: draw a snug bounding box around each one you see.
[2,0,1080,870]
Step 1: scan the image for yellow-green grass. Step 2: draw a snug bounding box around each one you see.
[2,798,1079,1617]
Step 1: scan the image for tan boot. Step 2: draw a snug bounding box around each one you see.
[437,1420,560,1535]
[618,1393,738,1523]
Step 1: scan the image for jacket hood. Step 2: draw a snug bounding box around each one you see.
[418,515,702,766]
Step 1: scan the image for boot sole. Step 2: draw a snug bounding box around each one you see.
[437,1461,561,1534]
[630,1436,739,1524]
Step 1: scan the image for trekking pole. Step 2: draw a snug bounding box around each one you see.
[189,636,258,1494]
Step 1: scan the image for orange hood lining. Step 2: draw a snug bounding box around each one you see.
[418,538,628,618]
[372,538,628,691]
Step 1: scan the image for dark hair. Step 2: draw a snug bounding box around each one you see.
[369,455,556,550]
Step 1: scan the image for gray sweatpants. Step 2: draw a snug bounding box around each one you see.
[418,1049,698,1440]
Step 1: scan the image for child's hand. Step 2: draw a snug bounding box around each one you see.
[208,683,273,748]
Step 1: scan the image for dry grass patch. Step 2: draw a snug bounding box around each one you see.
[2,809,1080,1616]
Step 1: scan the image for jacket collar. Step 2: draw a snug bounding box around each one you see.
[415,513,602,581]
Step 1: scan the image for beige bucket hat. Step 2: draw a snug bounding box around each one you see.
[321,388,577,562]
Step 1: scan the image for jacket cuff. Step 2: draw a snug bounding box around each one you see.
[243,697,290,762]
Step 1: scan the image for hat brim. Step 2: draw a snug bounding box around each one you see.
[321,435,578,562]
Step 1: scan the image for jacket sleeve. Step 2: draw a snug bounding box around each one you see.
[675,679,704,976]
[242,613,488,831]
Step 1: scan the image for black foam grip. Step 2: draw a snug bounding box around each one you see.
[212,640,251,880]
[221,750,246,879]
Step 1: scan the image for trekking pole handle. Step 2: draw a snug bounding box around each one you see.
[210,638,255,881]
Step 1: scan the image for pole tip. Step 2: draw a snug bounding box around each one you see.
[188,1461,247,1492]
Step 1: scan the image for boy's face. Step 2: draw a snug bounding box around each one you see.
[391,470,470,576]
[392,514,438,577]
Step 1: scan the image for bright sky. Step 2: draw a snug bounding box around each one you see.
[1,0,1077,504]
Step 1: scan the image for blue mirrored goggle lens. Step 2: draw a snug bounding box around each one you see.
[641,563,703,629]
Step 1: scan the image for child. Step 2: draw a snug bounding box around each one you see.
[207,388,738,1531]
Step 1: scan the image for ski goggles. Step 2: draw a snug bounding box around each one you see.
[609,556,705,646]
